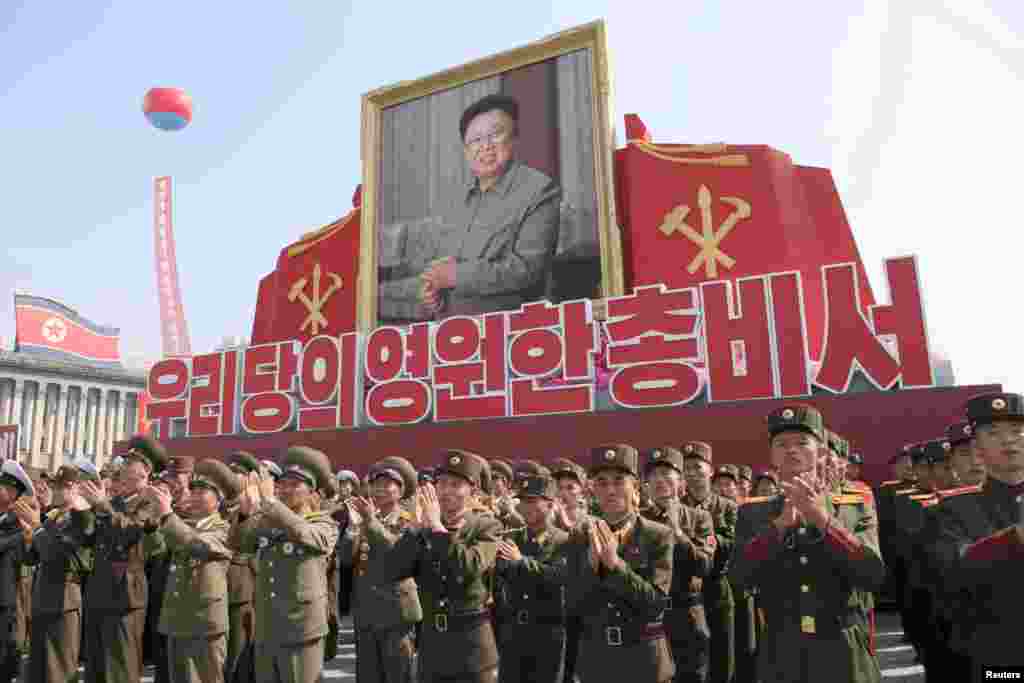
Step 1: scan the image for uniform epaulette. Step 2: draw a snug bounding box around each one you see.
[938,485,982,500]
[879,480,902,487]
[843,484,874,498]
[832,493,865,505]
[893,488,917,496]
[303,511,331,522]
[909,493,938,501]
[741,495,776,506]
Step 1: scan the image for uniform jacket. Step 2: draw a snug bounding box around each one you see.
[682,491,738,581]
[0,514,26,611]
[75,493,165,612]
[731,492,885,683]
[495,523,569,627]
[931,478,1024,673]
[224,503,256,605]
[555,513,676,683]
[26,507,94,615]
[384,511,502,678]
[641,501,714,604]
[234,499,340,647]
[339,506,422,630]
[158,511,232,638]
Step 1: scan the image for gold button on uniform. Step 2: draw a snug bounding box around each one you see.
[799,556,808,565]
[801,585,809,593]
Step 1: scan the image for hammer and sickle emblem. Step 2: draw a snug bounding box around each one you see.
[288,263,343,335]
[658,185,752,278]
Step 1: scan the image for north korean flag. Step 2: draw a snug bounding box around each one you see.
[14,294,121,367]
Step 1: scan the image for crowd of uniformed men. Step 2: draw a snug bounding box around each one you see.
[0,391,1018,682]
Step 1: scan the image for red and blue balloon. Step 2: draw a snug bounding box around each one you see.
[143,87,192,131]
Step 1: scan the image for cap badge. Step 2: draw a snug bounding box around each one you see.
[652,450,661,459]
[964,425,973,436]
[942,441,951,451]
[605,449,616,461]
[781,408,795,420]
[685,444,694,454]
[993,398,1007,410]
[449,455,461,466]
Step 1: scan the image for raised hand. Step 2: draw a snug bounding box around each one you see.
[145,485,174,517]
[79,480,106,507]
[496,539,522,562]
[416,483,443,531]
[593,519,623,570]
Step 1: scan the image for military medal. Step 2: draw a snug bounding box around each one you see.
[283,542,294,555]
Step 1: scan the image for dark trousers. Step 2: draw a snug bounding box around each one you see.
[26,609,81,683]
[423,666,499,683]
[0,607,19,683]
[665,604,710,683]
[84,608,146,683]
[562,616,582,683]
[705,578,735,683]
[733,591,757,683]
[226,602,256,683]
[354,622,416,683]
[498,623,565,683]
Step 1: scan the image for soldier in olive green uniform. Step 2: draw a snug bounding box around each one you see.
[641,447,715,683]
[731,404,885,683]
[224,451,262,683]
[489,460,524,531]
[234,446,340,683]
[340,456,422,683]
[930,392,1024,681]
[0,461,37,683]
[681,442,737,683]
[24,460,97,683]
[381,450,502,683]
[494,475,569,683]
[153,458,237,683]
[76,435,168,683]
[736,466,753,503]
[553,444,675,683]
[549,458,591,683]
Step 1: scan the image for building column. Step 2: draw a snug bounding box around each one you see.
[94,389,108,463]
[31,382,47,466]
[103,392,116,459]
[10,381,24,455]
[114,392,126,446]
[79,388,94,459]
[0,381,10,424]
[51,385,68,470]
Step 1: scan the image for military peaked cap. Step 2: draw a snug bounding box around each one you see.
[550,458,585,484]
[124,435,169,474]
[228,451,262,475]
[371,456,418,498]
[281,447,334,493]
[827,432,849,460]
[191,459,241,500]
[519,475,557,500]
[946,421,974,446]
[922,439,952,466]
[514,460,552,481]
[589,444,639,477]
[767,404,826,442]
[906,443,929,467]
[489,459,515,485]
[0,461,33,498]
[713,464,739,481]
[435,449,484,488]
[680,441,713,464]
[965,392,1024,426]
[643,446,685,475]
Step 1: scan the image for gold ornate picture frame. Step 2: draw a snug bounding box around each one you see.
[357,20,623,331]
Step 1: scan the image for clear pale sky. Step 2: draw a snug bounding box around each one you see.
[2,1,1021,388]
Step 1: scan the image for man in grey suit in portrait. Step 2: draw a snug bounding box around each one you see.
[379,94,562,322]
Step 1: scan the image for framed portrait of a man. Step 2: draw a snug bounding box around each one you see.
[357,20,623,330]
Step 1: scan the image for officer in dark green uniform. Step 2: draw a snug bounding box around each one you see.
[711,465,740,503]
[152,458,237,683]
[557,444,676,683]
[681,441,737,683]
[931,392,1024,680]
[549,457,590,683]
[76,435,168,683]
[235,446,341,683]
[24,459,96,683]
[494,474,570,683]
[490,459,524,531]
[383,449,502,683]
[641,446,715,683]
[731,404,885,683]
[224,451,262,683]
[340,456,422,683]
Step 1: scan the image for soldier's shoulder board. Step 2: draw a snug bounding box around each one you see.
[938,485,982,500]
[741,495,776,506]
[398,510,415,522]
[832,493,865,505]
[879,480,902,487]
[909,493,938,502]
[303,511,333,522]
[894,488,918,496]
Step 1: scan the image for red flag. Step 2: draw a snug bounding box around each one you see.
[14,294,120,367]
